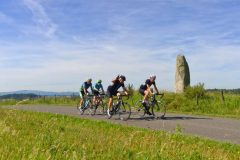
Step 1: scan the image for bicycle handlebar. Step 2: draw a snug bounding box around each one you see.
[153,93,164,98]
[123,94,130,100]
[86,94,94,97]
[116,94,130,100]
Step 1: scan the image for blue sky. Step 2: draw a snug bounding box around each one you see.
[1,0,240,92]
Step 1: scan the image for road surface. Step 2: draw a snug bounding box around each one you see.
[3,105,240,145]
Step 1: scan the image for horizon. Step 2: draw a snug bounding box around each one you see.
[2,87,240,94]
[1,0,240,92]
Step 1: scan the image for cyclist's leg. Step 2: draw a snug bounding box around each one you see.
[96,93,101,106]
[107,94,113,117]
[92,90,97,106]
[79,91,85,108]
[108,97,113,110]
[93,91,100,109]
[139,88,148,108]
[107,86,113,109]
[143,90,150,102]
[107,86,115,116]
[143,90,152,115]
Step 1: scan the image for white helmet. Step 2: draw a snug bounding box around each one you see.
[150,74,156,80]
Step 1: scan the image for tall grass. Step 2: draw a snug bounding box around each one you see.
[22,96,79,106]
[0,96,79,106]
[164,92,240,118]
[0,108,239,160]
[1,91,240,118]
[0,99,18,106]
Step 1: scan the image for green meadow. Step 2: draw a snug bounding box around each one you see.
[2,90,239,118]
[0,108,240,160]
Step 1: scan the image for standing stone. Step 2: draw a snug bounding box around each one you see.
[175,55,190,93]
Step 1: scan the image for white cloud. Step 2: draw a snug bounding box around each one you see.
[22,0,57,38]
[0,12,14,24]
[187,45,240,89]
[1,0,240,91]
[2,29,240,92]
[0,12,8,22]
[0,39,176,91]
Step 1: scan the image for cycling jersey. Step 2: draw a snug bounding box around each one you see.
[107,79,125,98]
[80,81,93,93]
[140,79,155,90]
[109,79,125,92]
[93,83,103,91]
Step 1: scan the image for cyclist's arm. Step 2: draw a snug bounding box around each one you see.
[147,84,153,94]
[93,85,98,92]
[112,79,117,83]
[101,85,105,94]
[122,87,128,95]
[84,88,88,94]
[82,83,88,94]
[112,75,120,83]
[90,85,94,94]
[153,83,159,94]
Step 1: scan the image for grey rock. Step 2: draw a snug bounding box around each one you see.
[175,55,190,93]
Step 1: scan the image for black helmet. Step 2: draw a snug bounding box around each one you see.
[119,75,126,81]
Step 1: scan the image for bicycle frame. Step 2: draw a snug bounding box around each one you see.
[150,93,163,102]
[112,96,122,113]
[83,95,93,109]
[110,94,131,120]
[134,93,165,119]
[90,94,106,116]
[150,93,166,118]
[94,94,105,106]
[112,95,129,111]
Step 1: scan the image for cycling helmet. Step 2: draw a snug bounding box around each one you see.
[87,78,92,82]
[150,74,156,80]
[119,75,126,81]
[97,79,102,83]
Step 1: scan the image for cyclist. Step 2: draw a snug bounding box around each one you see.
[92,79,105,106]
[106,75,128,117]
[139,74,159,115]
[79,78,93,110]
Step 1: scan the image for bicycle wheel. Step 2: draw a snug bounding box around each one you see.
[90,104,97,116]
[98,101,106,115]
[132,101,146,119]
[151,100,166,119]
[118,102,131,121]
[86,101,94,115]
[76,101,84,115]
[79,100,91,115]
[76,101,80,110]
[91,101,105,116]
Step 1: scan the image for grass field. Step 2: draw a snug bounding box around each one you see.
[0,108,240,160]
[1,91,240,118]
[163,92,240,119]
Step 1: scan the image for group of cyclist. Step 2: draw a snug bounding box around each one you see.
[79,74,160,117]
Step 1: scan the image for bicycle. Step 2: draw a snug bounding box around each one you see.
[90,94,106,116]
[133,93,166,119]
[76,94,94,115]
[107,94,131,121]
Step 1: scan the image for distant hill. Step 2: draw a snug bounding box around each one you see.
[0,93,39,100]
[0,90,78,97]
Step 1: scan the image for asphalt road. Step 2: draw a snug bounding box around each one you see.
[4,105,240,145]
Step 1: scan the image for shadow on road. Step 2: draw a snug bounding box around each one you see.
[162,116,212,121]
[129,114,212,121]
[129,117,156,121]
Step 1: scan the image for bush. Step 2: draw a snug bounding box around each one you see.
[184,83,205,99]
[126,83,135,96]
